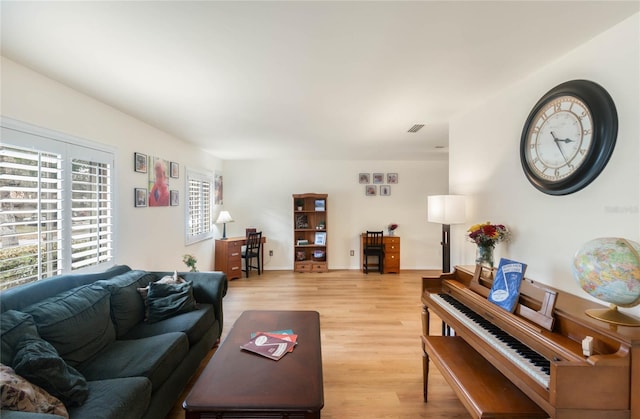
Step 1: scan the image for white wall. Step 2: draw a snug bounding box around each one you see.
[1,57,223,272]
[449,14,640,317]
[223,159,449,270]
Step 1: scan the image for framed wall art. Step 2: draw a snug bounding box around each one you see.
[387,173,398,184]
[148,156,170,207]
[170,162,179,178]
[135,188,147,207]
[372,173,384,184]
[359,173,370,184]
[170,190,179,206]
[134,152,147,173]
[380,185,391,196]
[366,185,377,196]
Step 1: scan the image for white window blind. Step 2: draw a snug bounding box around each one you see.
[1,120,115,290]
[0,145,63,289]
[70,159,113,269]
[186,169,213,244]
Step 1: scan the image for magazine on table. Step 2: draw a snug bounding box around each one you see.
[241,330,298,360]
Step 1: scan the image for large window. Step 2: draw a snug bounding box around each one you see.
[186,168,213,245]
[0,120,115,290]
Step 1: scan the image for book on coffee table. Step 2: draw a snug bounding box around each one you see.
[240,333,297,360]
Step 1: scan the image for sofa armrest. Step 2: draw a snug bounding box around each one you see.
[151,270,228,338]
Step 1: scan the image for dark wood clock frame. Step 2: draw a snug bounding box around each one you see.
[520,79,618,195]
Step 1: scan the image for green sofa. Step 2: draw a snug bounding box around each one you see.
[0,265,227,419]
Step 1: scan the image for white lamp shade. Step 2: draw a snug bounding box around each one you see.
[215,210,234,224]
[428,195,465,225]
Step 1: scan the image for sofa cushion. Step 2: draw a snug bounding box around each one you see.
[66,377,151,419]
[13,337,88,406]
[23,285,115,367]
[77,332,189,391]
[0,364,69,418]
[0,311,40,367]
[123,303,214,346]
[147,281,197,323]
[95,270,156,337]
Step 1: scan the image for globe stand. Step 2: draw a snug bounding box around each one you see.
[585,304,640,327]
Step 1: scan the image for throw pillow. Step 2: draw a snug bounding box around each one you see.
[0,310,40,367]
[146,281,197,324]
[137,272,185,321]
[0,363,69,418]
[13,337,89,407]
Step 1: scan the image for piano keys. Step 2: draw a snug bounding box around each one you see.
[421,265,640,419]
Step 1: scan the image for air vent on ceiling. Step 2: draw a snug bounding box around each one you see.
[407,124,425,133]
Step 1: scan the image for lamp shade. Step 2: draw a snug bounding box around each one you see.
[215,210,234,224]
[427,195,465,225]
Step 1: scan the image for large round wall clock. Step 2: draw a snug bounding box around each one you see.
[520,79,618,195]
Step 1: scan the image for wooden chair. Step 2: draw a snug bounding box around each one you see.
[242,231,262,278]
[363,231,384,274]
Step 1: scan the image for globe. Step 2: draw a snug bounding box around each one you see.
[572,237,640,327]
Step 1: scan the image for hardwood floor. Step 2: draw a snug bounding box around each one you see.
[167,269,469,418]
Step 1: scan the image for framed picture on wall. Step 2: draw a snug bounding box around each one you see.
[372,173,384,184]
[170,162,179,178]
[387,173,398,184]
[366,185,377,196]
[135,188,147,207]
[380,185,391,196]
[358,173,370,184]
[134,152,147,173]
[170,190,179,206]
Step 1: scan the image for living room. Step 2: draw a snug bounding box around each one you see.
[2,2,638,320]
[2,2,640,418]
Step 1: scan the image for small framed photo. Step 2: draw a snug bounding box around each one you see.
[170,161,179,178]
[387,173,398,184]
[372,173,384,184]
[170,190,179,206]
[134,152,147,173]
[380,185,391,196]
[135,188,147,207]
[366,185,377,196]
[314,232,326,245]
[358,173,370,184]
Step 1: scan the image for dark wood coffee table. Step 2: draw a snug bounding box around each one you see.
[183,310,324,419]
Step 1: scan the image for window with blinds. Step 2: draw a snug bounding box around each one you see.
[0,146,63,289]
[1,121,115,290]
[186,169,213,244]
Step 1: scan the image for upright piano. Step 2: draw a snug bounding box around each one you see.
[421,265,640,419]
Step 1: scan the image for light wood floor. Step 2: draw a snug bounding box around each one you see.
[167,269,470,418]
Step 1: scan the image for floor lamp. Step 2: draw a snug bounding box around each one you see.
[427,195,465,273]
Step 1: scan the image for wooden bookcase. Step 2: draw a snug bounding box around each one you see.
[293,193,328,273]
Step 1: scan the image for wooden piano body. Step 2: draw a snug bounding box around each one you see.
[421,265,640,419]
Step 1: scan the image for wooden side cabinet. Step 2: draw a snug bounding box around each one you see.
[360,235,400,274]
[214,238,242,280]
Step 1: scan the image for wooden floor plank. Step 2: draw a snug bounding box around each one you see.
[166,269,470,419]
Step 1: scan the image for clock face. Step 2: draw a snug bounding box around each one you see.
[524,95,593,183]
[520,80,618,196]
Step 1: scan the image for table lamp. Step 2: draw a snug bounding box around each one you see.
[427,195,466,273]
[215,211,234,240]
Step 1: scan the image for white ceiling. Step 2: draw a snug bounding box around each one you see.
[2,1,638,160]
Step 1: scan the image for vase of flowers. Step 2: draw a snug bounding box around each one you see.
[467,222,510,268]
[388,223,398,236]
[182,254,198,272]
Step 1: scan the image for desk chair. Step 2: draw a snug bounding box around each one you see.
[363,231,384,274]
[242,231,262,278]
